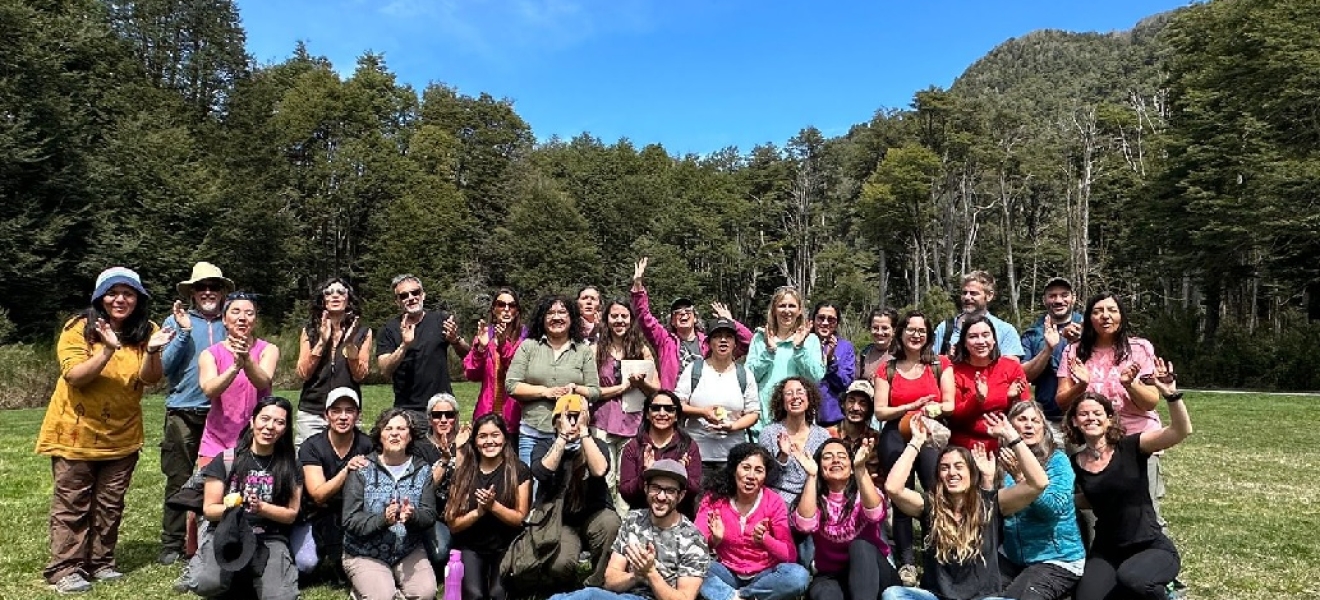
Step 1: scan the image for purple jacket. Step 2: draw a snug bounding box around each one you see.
[630,287,753,389]
[817,337,857,425]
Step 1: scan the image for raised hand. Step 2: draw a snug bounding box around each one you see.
[229,335,250,367]
[982,412,1016,442]
[1068,357,1090,385]
[799,449,819,478]
[711,302,732,320]
[318,311,333,345]
[1043,322,1061,348]
[400,318,416,347]
[474,319,491,348]
[1151,357,1178,396]
[997,448,1022,480]
[443,315,459,343]
[1118,361,1141,386]
[706,511,725,546]
[853,437,875,469]
[1062,322,1083,343]
[1007,379,1024,399]
[625,543,656,576]
[633,257,649,283]
[643,444,657,469]
[975,371,989,401]
[910,416,931,448]
[777,431,795,457]
[172,300,193,331]
[95,318,121,349]
[148,327,176,353]
[455,422,472,448]
[971,443,996,477]
[792,323,811,347]
[341,315,360,346]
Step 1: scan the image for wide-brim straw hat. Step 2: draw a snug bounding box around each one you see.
[177,262,234,296]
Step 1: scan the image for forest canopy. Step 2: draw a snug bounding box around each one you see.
[2,0,1318,389]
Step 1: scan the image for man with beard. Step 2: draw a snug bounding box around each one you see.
[157,262,232,565]
[932,270,1025,360]
[377,274,469,418]
[1019,277,1084,426]
[550,459,710,600]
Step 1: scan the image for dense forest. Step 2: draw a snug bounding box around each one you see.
[3,0,1319,390]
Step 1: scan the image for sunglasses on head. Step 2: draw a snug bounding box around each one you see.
[648,404,678,414]
[430,411,457,420]
[396,288,423,300]
[225,291,257,303]
[323,285,349,297]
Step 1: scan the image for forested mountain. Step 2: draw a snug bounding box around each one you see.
[2,0,1317,389]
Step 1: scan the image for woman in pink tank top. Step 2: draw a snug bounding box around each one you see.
[197,293,280,458]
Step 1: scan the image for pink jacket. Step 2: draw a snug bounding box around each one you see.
[696,491,797,577]
[630,287,754,389]
[463,326,527,430]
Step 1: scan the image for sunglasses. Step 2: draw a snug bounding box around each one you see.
[323,285,349,297]
[430,411,457,420]
[193,282,224,293]
[396,288,423,300]
[671,308,695,317]
[494,300,518,310]
[648,404,678,414]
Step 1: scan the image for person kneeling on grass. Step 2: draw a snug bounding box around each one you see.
[696,443,809,600]
[549,459,711,600]
[340,408,439,600]
[881,414,1049,600]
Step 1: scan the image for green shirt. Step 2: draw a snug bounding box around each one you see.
[504,337,601,433]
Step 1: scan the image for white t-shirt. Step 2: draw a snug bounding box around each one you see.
[675,360,760,462]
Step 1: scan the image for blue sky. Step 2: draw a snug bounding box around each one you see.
[235,0,1191,155]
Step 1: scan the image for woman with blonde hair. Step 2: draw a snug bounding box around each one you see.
[746,286,825,428]
[882,413,1049,600]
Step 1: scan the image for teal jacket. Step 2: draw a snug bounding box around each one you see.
[1002,449,1086,567]
[745,330,826,426]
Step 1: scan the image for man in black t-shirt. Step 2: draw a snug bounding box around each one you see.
[376,274,470,413]
[297,387,373,572]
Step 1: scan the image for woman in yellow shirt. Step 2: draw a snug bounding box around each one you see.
[35,267,173,594]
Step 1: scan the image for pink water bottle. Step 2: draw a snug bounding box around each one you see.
[444,549,464,600]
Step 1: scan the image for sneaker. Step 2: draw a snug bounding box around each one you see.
[158,549,182,565]
[1167,579,1189,600]
[898,565,919,587]
[50,573,92,594]
[172,565,194,594]
[90,568,124,582]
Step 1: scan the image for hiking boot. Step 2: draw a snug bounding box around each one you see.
[90,568,124,582]
[158,549,182,565]
[50,573,92,594]
[1167,579,1189,600]
[898,564,919,587]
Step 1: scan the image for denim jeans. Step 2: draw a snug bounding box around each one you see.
[701,561,811,600]
[518,426,554,496]
[550,588,649,600]
[881,587,1012,600]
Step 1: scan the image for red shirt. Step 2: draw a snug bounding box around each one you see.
[949,359,1029,451]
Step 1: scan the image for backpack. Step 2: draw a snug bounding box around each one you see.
[499,494,573,593]
[165,448,236,514]
[687,358,749,395]
[939,317,958,356]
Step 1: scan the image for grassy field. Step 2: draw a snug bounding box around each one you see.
[1,387,1317,599]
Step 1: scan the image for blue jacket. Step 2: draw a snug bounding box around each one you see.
[161,312,227,410]
[816,337,856,425]
[1002,450,1085,567]
[1020,312,1083,421]
[342,454,437,566]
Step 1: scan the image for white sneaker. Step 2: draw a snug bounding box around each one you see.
[50,573,92,594]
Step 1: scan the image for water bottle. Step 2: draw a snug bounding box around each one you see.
[443,549,464,600]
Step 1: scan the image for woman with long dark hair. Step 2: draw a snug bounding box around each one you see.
[882,414,1048,600]
[793,437,897,600]
[948,315,1029,452]
[617,390,701,516]
[341,408,440,600]
[1056,293,1161,434]
[37,267,172,593]
[465,287,528,428]
[446,414,531,600]
[294,277,372,445]
[506,295,602,466]
[594,299,660,504]
[194,396,303,600]
[697,443,809,600]
[1065,361,1192,600]
[811,302,856,427]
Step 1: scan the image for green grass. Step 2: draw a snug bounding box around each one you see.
[2,388,1318,599]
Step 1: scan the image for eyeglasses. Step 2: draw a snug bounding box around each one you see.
[814,315,838,324]
[396,288,423,300]
[904,328,928,336]
[323,285,349,297]
[648,404,678,414]
[646,483,682,498]
[430,411,457,420]
[494,300,518,310]
[671,308,695,317]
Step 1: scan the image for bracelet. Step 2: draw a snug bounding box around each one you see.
[906,442,922,452]
[147,347,163,355]
[1164,392,1184,402]
[1005,437,1025,448]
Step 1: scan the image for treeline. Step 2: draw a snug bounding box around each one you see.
[2,0,1319,390]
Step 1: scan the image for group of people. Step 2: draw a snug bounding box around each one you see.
[35,261,1194,600]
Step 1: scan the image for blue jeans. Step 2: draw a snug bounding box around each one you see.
[518,426,554,497]
[701,562,811,600]
[550,589,648,600]
[881,588,1012,600]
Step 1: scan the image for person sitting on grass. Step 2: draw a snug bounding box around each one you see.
[445,414,531,600]
[340,408,440,600]
[415,393,471,575]
[296,387,372,580]
[618,390,702,518]
[696,443,809,600]
[548,459,711,600]
[881,413,1049,600]
[531,394,622,591]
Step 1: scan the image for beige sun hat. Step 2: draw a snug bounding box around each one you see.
[177,262,235,296]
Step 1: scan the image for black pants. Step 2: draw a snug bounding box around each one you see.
[999,556,1080,600]
[1075,537,1179,600]
[878,422,938,567]
[808,539,899,600]
[460,549,506,600]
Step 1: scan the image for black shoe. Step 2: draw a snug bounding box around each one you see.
[157,550,182,565]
